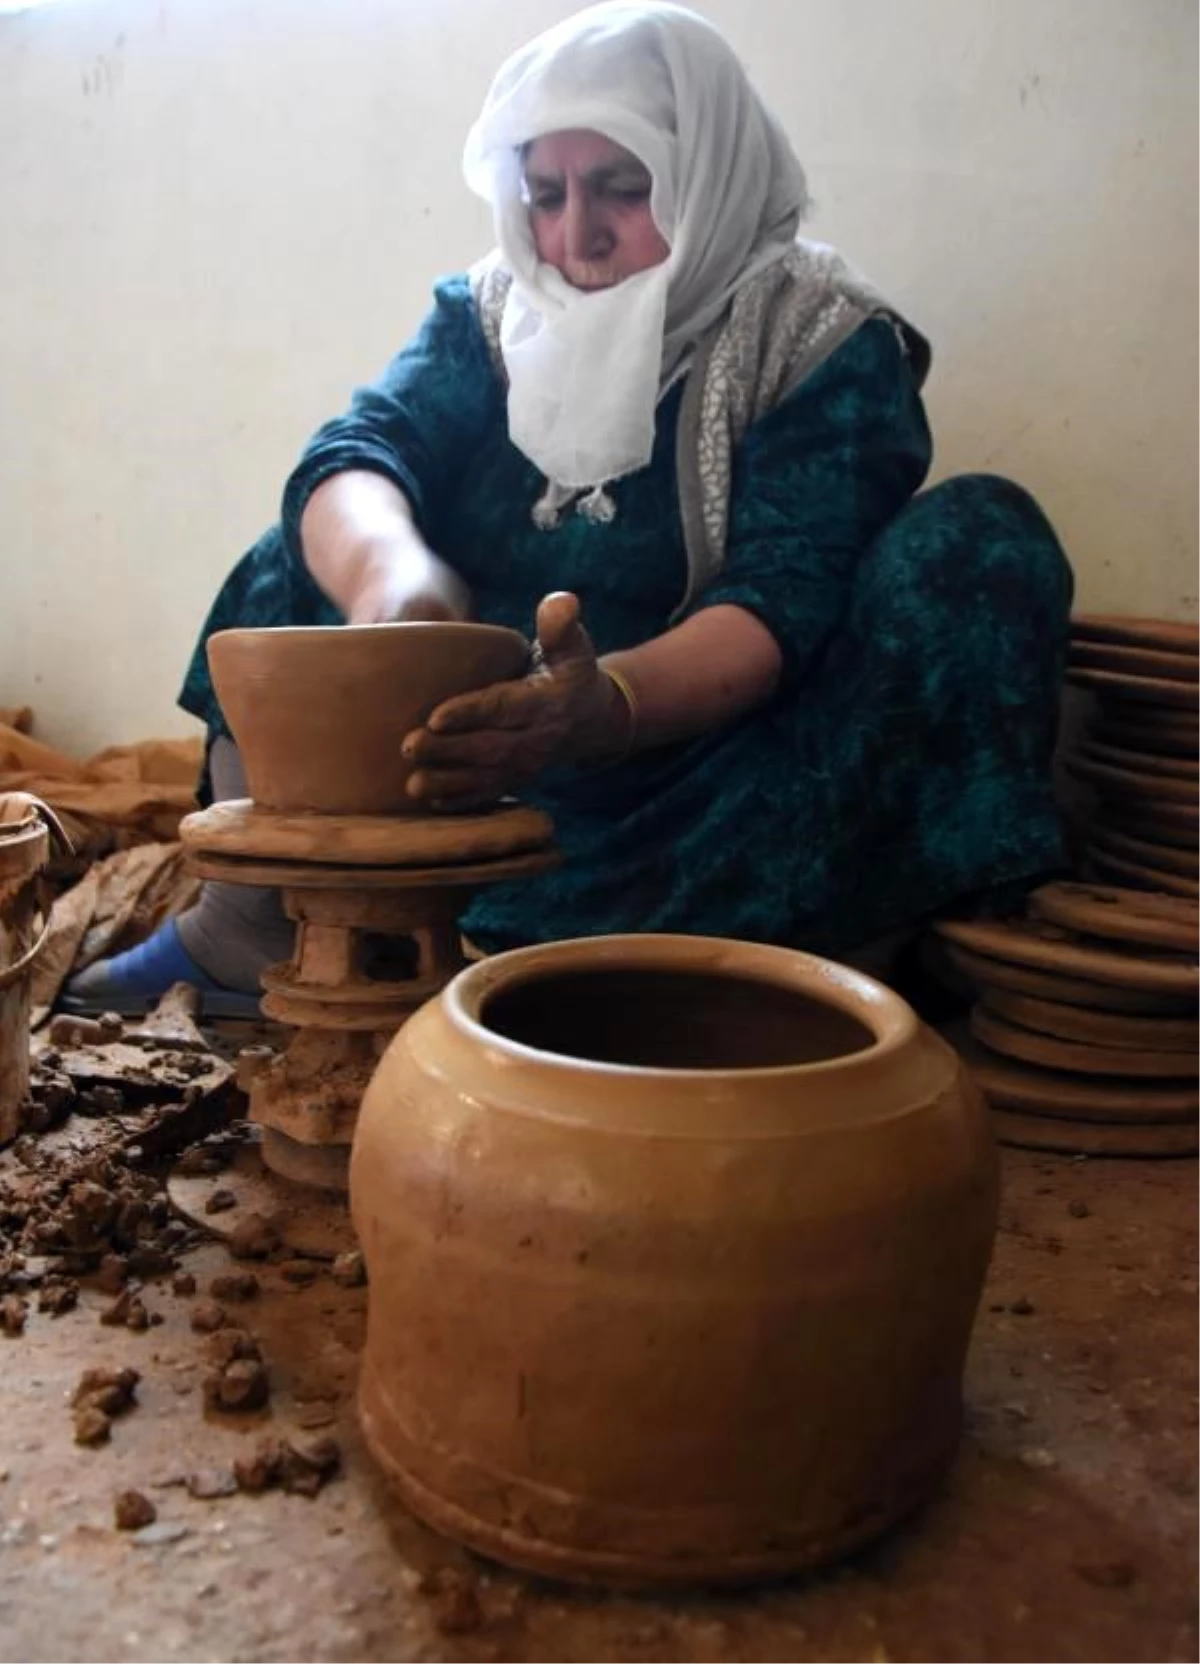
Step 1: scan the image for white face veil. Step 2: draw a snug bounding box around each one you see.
[463,2,809,491]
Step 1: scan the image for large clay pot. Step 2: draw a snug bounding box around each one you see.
[207,622,529,815]
[351,934,999,1587]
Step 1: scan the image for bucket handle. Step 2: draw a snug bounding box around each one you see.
[0,912,52,992]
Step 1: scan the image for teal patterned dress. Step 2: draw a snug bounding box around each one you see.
[180,275,1073,954]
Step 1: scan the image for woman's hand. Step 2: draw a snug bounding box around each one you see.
[301,470,472,624]
[402,592,628,808]
[345,536,472,625]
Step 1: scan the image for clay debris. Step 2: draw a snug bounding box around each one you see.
[232,1433,342,1498]
[0,1135,190,1304]
[72,1365,140,1446]
[113,1490,157,1531]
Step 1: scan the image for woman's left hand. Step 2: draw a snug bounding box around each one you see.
[401,592,627,809]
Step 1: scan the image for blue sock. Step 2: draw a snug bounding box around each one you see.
[68,918,227,999]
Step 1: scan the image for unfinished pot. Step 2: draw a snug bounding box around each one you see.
[207,622,529,815]
[351,934,999,1587]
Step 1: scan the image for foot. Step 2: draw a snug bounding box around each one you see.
[61,919,262,1019]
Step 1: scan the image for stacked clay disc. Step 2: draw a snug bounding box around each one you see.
[1064,614,1197,897]
[935,881,1198,1157]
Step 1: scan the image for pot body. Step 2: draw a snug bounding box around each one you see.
[207,622,528,815]
[350,935,998,1586]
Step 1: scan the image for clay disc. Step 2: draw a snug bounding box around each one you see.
[186,847,560,891]
[1071,615,1200,654]
[1099,803,1200,849]
[1065,752,1199,806]
[970,1004,1196,1078]
[979,987,1198,1052]
[1094,714,1198,759]
[1089,825,1200,879]
[1069,639,1199,683]
[182,798,555,866]
[933,916,1199,996]
[1081,739,1198,781]
[951,1028,1199,1121]
[989,1106,1199,1158]
[942,940,1199,1014]
[1067,666,1198,708]
[1027,881,1199,953]
[1086,849,1200,901]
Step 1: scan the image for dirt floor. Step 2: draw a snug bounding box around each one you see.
[0,1070,1195,1663]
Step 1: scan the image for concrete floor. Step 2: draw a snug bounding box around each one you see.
[0,1129,1195,1664]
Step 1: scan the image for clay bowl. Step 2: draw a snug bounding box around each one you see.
[207,623,529,815]
[351,934,999,1587]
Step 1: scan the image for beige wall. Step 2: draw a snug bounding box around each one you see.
[1,0,1195,753]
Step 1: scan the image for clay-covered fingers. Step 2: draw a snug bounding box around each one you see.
[401,727,522,771]
[423,679,544,737]
[405,766,505,809]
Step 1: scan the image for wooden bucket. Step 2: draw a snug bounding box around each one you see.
[0,813,51,1144]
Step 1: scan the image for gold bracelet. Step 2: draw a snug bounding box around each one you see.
[602,666,640,761]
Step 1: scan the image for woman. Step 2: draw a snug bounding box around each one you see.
[68,0,1072,1015]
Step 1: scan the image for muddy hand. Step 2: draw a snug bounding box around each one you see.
[401,592,623,808]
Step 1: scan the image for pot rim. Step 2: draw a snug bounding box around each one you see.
[208,621,529,648]
[444,933,919,1081]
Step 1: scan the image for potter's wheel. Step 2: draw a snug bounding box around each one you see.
[170,798,557,1254]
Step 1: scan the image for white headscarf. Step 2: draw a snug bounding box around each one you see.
[463,2,809,491]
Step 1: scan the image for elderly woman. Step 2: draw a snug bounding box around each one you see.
[68,0,1071,1015]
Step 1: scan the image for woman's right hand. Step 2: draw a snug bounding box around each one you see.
[345,536,472,624]
[300,470,472,624]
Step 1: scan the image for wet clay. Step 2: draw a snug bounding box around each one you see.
[351,935,999,1587]
[207,622,529,815]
